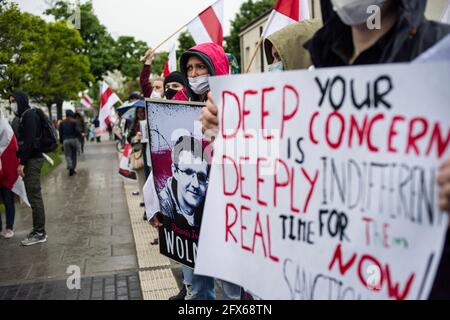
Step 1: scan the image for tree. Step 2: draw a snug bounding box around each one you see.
[112,36,148,79]
[225,0,276,66]
[45,1,117,82]
[0,2,47,97]
[152,51,169,76]
[23,21,94,120]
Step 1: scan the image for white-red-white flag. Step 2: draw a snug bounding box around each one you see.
[187,0,224,46]
[80,94,94,109]
[442,1,450,24]
[263,0,311,38]
[118,142,137,180]
[99,82,120,129]
[163,44,177,77]
[0,118,29,206]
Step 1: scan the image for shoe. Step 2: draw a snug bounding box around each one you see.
[143,212,148,221]
[169,285,187,300]
[21,231,47,246]
[2,229,14,239]
[69,169,75,176]
[132,191,140,196]
[140,202,145,207]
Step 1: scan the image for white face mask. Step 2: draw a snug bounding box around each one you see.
[188,75,210,95]
[331,0,386,26]
[268,61,284,72]
[150,90,163,99]
[10,102,18,115]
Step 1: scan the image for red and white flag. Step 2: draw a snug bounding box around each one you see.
[118,142,136,181]
[187,0,224,46]
[163,44,177,77]
[0,118,29,206]
[99,82,120,129]
[442,0,450,24]
[80,94,94,109]
[263,0,311,37]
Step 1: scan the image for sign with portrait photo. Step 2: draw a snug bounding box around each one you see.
[146,99,209,268]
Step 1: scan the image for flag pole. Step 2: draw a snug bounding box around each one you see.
[244,8,276,73]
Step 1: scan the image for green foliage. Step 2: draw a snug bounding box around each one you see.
[45,1,117,82]
[152,51,169,76]
[41,145,63,178]
[225,0,276,65]
[113,36,148,79]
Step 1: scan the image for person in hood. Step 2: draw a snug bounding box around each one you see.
[59,110,81,176]
[264,19,322,72]
[179,42,230,103]
[150,43,235,301]
[140,48,165,99]
[303,0,450,300]
[163,71,189,101]
[9,92,47,246]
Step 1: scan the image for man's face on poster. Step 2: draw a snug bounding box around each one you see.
[174,150,208,210]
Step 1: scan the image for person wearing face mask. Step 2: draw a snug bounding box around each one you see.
[264,19,322,72]
[140,48,165,99]
[163,71,189,101]
[303,0,450,300]
[151,43,241,301]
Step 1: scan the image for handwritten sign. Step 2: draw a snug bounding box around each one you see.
[195,63,450,300]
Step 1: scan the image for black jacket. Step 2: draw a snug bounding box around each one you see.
[12,92,43,165]
[305,0,450,67]
[59,119,81,144]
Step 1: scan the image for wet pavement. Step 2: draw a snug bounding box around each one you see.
[0,140,141,299]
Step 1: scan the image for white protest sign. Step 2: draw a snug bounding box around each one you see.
[196,62,450,300]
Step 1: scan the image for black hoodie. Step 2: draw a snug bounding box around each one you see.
[11,91,43,164]
[305,0,450,67]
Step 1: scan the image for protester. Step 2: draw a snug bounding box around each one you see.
[0,123,19,239]
[140,48,165,99]
[302,0,450,300]
[74,112,86,154]
[264,19,322,71]
[163,71,189,100]
[93,116,101,143]
[127,106,147,214]
[147,42,240,301]
[59,110,81,176]
[9,92,47,246]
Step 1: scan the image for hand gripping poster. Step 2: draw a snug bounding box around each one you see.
[195,62,450,300]
[146,99,209,268]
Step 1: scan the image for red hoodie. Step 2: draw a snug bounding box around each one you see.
[176,43,230,102]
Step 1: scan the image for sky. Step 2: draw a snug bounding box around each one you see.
[13,0,248,52]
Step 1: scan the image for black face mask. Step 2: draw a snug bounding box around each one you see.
[165,88,178,100]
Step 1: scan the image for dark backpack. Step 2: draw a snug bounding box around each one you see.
[21,108,58,153]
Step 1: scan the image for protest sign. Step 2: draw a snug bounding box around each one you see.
[196,62,450,300]
[146,99,209,268]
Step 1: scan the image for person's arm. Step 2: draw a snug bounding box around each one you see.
[18,111,37,165]
[201,92,219,141]
[58,124,63,145]
[140,48,155,98]
[438,158,450,226]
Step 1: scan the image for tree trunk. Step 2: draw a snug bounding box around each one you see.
[56,101,63,120]
[47,103,53,121]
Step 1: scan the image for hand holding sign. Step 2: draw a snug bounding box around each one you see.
[201,92,219,141]
[438,158,450,218]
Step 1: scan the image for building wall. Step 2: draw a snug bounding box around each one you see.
[240,0,449,74]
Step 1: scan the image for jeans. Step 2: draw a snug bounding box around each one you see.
[24,158,46,233]
[182,266,215,300]
[63,138,78,170]
[0,188,15,231]
[220,280,242,300]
